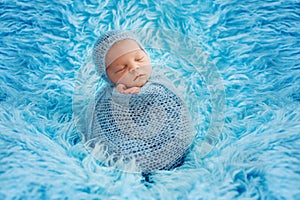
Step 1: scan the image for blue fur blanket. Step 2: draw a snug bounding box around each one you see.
[0,0,299,199]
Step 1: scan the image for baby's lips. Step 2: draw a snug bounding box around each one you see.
[134,74,145,81]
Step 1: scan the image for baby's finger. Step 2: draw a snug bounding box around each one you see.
[130,87,141,94]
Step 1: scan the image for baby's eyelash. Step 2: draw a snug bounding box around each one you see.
[115,66,126,73]
[136,56,144,61]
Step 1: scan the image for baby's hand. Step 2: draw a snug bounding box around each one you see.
[116,84,141,94]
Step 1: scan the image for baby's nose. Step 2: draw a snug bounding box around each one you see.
[129,64,140,72]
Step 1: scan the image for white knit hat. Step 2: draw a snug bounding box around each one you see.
[92,30,144,81]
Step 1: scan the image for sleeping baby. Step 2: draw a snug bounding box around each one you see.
[83,30,194,173]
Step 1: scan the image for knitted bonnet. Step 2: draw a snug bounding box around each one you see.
[92,30,144,80]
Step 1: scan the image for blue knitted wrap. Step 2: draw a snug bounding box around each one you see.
[84,74,194,173]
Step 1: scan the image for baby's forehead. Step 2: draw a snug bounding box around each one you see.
[108,39,141,53]
[105,39,143,66]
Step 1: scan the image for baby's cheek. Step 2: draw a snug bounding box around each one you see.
[116,73,131,84]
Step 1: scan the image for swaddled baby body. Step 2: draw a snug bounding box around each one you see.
[84,30,194,173]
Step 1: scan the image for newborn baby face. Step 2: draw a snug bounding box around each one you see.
[105,39,152,88]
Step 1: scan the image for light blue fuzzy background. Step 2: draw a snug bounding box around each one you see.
[1,0,300,199]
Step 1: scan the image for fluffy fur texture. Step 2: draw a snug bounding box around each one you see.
[0,0,299,199]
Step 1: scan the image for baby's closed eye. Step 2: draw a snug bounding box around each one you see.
[135,56,144,61]
[115,65,127,73]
